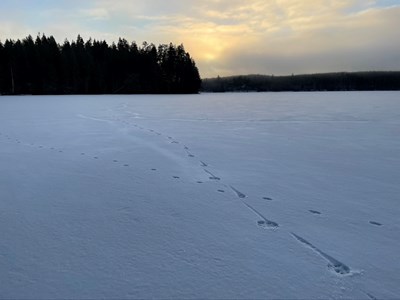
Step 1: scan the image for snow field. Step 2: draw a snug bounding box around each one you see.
[1,92,399,298]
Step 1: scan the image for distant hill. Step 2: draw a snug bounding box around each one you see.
[0,34,201,95]
[201,72,400,92]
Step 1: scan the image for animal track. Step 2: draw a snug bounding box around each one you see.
[291,232,352,275]
[309,210,321,215]
[2,126,291,237]
[257,220,279,228]
[1,132,152,179]
[185,150,195,157]
[365,292,378,300]
[258,219,279,228]
[230,186,246,198]
[204,169,221,180]
[242,202,279,229]
[369,221,382,226]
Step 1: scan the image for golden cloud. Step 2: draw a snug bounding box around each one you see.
[1,0,398,77]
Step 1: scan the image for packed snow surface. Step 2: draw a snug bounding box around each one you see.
[1,92,399,299]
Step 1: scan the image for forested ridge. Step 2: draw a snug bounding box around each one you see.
[0,34,201,95]
[202,72,400,92]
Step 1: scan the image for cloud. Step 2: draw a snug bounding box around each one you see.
[185,1,400,76]
[0,0,399,77]
[79,8,110,20]
[0,21,31,41]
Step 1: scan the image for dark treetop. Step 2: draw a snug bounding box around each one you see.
[0,34,201,95]
[202,72,400,92]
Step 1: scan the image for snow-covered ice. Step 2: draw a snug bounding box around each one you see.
[1,92,399,298]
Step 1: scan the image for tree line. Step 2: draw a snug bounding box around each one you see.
[0,34,201,95]
[202,72,400,92]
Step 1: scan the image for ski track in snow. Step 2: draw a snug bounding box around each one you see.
[2,103,384,279]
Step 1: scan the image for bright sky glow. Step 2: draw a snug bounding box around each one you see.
[1,0,399,77]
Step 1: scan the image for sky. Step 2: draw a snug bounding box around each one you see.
[0,0,399,78]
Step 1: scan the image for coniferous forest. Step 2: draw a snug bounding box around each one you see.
[0,34,201,95]
[202,72,400,92]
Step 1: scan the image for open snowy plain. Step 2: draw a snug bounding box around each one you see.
[1,92,399,299]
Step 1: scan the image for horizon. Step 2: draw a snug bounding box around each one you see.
[1,0,399,78]
[202,70,400,79]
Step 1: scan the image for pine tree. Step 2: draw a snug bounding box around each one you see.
[0,34,202,94]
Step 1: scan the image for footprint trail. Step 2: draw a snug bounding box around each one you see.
[291,232,352,275]
[242,202,279,229]
[230,186,246,199]
[204,169,221,180]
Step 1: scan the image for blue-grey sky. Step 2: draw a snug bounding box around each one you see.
[1,0,399,78]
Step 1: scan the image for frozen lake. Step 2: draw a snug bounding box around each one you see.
[1,92,399,298]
